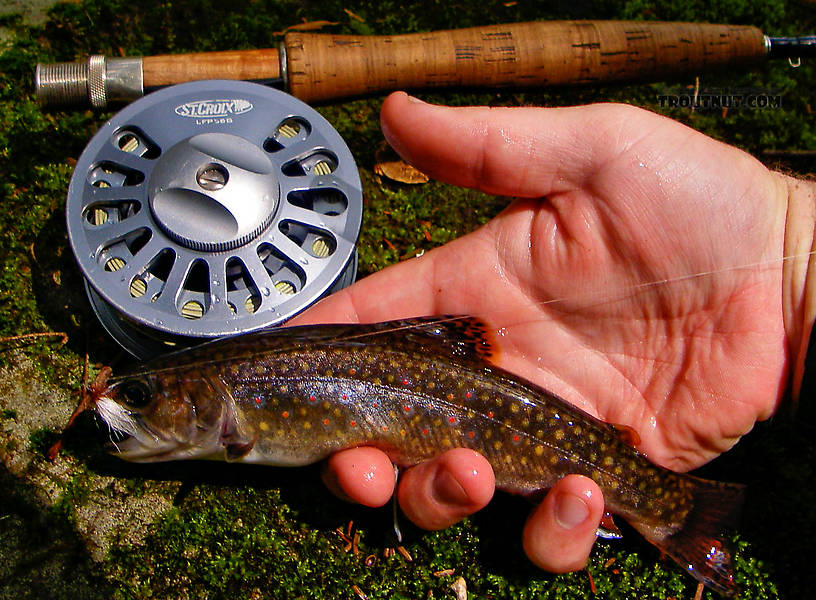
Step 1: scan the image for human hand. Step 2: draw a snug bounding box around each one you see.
[292,92,806,572]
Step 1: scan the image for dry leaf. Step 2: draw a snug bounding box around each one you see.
[374,143,430,184]
[450,577,467,600]
[273,20,339,36]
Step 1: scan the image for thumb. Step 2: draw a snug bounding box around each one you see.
[522,474,605,573]
[379,92,650,198]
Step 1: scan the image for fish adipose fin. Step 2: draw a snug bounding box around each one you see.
[637,477,746,596]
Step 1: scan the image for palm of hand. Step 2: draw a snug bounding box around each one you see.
[301,98,787,473]
[470,134,785,471]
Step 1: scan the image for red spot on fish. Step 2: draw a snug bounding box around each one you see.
[448,416,456,424]
[402,379,409,386]
[342,394,348,400]
[282,411,290,419]
[403,405,412,413]
[350,420,357,427]
[309,395,316,403]
[254,396,262,404]
[372,401,379,408]
[513,434,521,443]
[466,392,473,398]
[349,368,357,375]
[323,419,330,426]
[468,431,475,438]
[487,411,494,418]
[422,428,429,436]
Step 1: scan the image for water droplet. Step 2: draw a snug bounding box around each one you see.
[261,287,271,296]
[497,327,508,337]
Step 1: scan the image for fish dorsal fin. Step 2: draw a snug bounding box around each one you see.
[394,316,495,362]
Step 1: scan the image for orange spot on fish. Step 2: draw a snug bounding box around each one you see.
[349,368,357,375]
[468,431,475,439]
[282,411,289,418]
[350,420,357,427]
[372,401,379,408]
[323,419,330,426]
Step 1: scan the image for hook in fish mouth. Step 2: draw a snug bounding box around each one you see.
[94,397,177,459]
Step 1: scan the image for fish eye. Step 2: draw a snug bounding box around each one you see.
[120,380,151,408]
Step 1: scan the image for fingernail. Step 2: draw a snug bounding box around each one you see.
[432,468,471,506]
[406,94,427,104]
[554,493,590,530]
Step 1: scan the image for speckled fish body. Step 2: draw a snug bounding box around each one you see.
[92,317,744,596]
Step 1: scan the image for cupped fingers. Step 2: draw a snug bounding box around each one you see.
[522,474,605,573]
[397,448,495,530]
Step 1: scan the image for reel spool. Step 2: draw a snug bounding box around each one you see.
[67,80,363,359]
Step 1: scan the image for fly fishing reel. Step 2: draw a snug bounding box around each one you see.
[66,80,363,358]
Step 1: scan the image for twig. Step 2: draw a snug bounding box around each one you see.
[0,332,68,349]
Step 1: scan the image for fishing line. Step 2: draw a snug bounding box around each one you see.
[524,250,813,313]
[106,248,816,381]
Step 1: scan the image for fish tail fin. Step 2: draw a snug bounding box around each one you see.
[636,477,745,596]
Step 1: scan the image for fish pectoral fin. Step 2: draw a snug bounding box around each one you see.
[597,511,624,540]
[391,464,403,543]
[224,433,257,460]
[609,423,642,448]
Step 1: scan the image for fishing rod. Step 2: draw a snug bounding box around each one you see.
[35,20,816,109]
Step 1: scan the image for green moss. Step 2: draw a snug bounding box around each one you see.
[27,426,60,457]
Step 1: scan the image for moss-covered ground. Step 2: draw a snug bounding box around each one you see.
[1,1,814,598]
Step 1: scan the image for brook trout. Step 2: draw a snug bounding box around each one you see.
[88,316,744,595]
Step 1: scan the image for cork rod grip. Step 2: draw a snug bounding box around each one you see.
[143,48,281,87]
[285,21,766,103]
